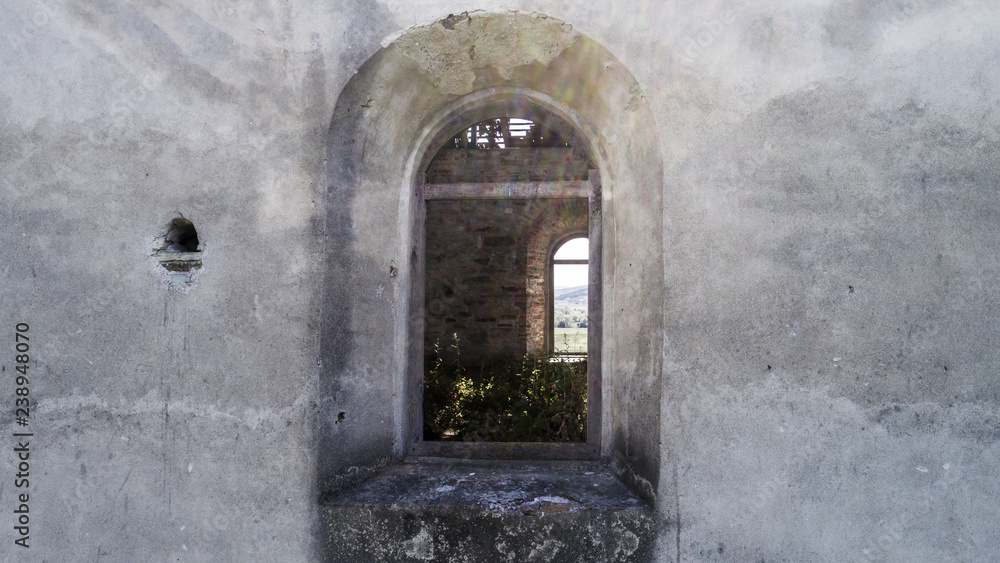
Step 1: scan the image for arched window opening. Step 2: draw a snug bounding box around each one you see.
[412,103,601,457]
[319,18,666,507]
[552,237,588,356]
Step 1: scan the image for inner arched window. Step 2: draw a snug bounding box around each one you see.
[552,237,588,355]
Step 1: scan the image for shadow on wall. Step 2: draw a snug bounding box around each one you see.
[317,48,391,495]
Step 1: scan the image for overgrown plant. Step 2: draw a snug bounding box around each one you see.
[424,333,587,442]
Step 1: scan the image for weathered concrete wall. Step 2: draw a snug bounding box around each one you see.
[648,1,1000,560]
[2,0,334,559]
[1,1,998,561]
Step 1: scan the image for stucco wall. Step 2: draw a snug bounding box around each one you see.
[1,1,998,561]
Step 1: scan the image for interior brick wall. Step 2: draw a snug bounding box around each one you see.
[424,198,588,368]
[425,147,591,183]
[525,199,588,354]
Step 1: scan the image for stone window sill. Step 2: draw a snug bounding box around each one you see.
[319,459,657,562]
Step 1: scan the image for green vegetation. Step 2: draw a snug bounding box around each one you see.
[553,285,588,353]
[553,327,587,353]
[424,334,587,442]
[554,303,588,329]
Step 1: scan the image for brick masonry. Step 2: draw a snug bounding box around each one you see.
[426,147,591,183]
[424,136,593,367]
[424,198,588,367]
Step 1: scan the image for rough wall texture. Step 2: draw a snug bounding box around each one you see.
[320,461,657,563]
[1,1,998,562]
[649,1,1000,560]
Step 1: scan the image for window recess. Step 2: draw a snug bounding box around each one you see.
[409,116,601,460]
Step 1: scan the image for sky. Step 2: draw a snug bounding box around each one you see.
[553,238,588,288]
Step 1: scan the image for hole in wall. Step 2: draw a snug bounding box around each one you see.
[165,218,200,252]
[153,216,203,287]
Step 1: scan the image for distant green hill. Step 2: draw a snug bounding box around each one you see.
[554,285,588,304]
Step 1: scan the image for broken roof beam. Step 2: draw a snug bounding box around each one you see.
[422,179,591,200]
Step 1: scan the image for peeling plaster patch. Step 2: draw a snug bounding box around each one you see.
[376,3,521,41]
[403,527,435,560]
[393,12,578,95]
